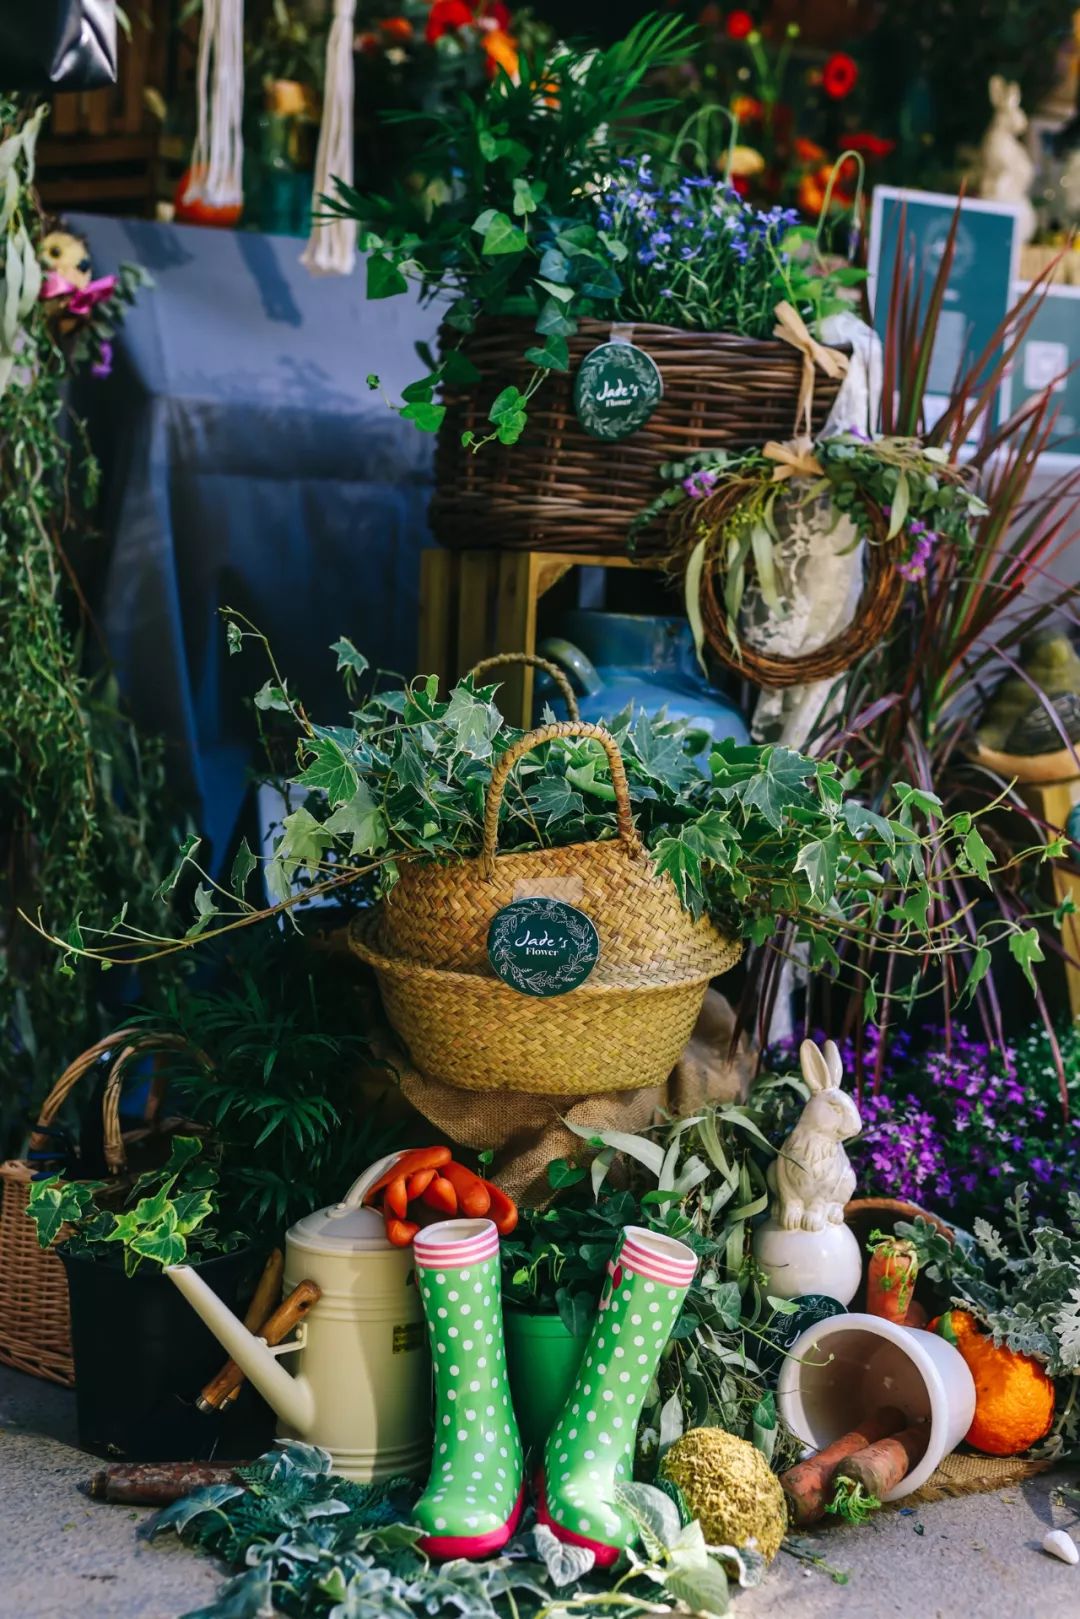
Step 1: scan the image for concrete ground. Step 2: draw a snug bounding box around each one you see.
[2,1363,1079,1619]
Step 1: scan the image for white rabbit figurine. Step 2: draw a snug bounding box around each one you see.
[978,75,1036,244]
[769,1039,861,1232]
[752,1038,863,1304]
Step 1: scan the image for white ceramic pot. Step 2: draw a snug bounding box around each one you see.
[775,1312,977,1500]
[751,1217,862,1306]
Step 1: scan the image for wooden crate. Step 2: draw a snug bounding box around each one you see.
[418,547,662,727]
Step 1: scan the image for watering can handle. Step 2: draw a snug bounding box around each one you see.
[331,1150,417,1217]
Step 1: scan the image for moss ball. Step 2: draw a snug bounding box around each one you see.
[660,1427,788,1563]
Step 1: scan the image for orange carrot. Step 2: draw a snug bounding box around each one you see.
[405,1167,437,1201]
[383,1175,409,1219]
[384,1217,420,1248]
[423,1176,458,1215]
[834,1424,928,1500]
[364,1147,451,1203]
[865,1233,918,1325]
[482,1179,518,1236]
[441,1161,491,1218]
[780,1406,906,1524]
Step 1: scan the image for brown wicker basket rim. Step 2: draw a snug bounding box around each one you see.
[458,315,853,353]
[349,911,742,988]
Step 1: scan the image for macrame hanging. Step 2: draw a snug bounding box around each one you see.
[302,0,358,275]
[184,0,245,208]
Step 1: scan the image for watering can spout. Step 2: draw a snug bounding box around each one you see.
[166,1264,315,1435]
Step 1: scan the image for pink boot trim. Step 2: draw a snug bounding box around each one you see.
[535,1469,621,1568]
[416,1481,525,1562]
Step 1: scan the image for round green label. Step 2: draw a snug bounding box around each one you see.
[487,897,600,998]
[573,341,663,441]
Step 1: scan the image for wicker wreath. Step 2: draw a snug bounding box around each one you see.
[669,478,907,688]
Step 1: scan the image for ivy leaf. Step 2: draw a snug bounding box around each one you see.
[536,297,577,337]
[488,385,525,423]
[296,736,359,806]
[401,399,446,432]
[794,831,841,904]
[441,349,481,385]
[1009,927,1045,992]
[962,825,993,886]
[474,210,526,255]
[527,776,584,825]
[555,1286,595,1337]
[840,798,896,850]
[653,835,703,911]
[524,334,570,371]
[733,746,813,829]
[271,807,334,892]
[323,784,387,858]
[512,177,544,216]
[548,1159,587,1190]
[711,1278,742,1330]
[229,837,257,900]
[225,620,243,656]
[366,253,408,298]
[253,681,292,713]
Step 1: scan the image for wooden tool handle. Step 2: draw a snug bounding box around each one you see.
[197,1249,284,1412]
[196,1277,321,1414]
[85,1462,246,1506]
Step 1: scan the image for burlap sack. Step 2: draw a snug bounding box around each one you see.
[399,989,755,1205]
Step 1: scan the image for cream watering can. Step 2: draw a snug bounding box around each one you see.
[167,1152,431,1480]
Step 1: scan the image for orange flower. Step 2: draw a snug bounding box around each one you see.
[794,136,825,164]
[483,25,518,80]
[797,172,826,216]
[378,15,413,40]
[731,94,763,123]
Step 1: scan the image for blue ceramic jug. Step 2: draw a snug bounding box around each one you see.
[535,612,749,753]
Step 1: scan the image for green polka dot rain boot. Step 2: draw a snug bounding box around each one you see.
[538,1225,697,1566]
[412,1219,525,1560]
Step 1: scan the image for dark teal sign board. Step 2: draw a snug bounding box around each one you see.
[1011,282,1080,466]
[487,896,600,997]
[868,187,1022,428]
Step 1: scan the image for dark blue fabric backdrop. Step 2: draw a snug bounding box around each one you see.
[70,216,439,871]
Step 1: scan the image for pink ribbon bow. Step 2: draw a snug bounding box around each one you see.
[41,271,118,316]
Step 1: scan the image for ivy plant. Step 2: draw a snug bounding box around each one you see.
[27,1135,242,1276]
[35,617,1059,1027]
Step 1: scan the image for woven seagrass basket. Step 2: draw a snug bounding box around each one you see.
[351,912,739,1095]
[430,319,846,556]
[377,719,736,977]
[0,1030,198,1386]
[352,718,741,1094]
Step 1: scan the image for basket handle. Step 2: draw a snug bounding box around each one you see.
[468,653,581,723]
[28,1030,212,1176]
[482,720,642,877]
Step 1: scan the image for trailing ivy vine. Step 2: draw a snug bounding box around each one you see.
[0,95,173,1147]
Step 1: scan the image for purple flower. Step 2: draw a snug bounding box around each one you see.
[91,341,113,379]
[682,468,719,499]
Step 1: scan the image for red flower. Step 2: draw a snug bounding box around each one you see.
[730,173,750,197]
[479,0,512,26]
[846,130,895,159]
[726,10,754,39]
[378,16,414,40]
[426,0,473,42]
[822,52,858,99]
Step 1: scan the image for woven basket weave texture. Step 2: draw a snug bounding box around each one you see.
[351,911,737,1095]
[431,319,846,555]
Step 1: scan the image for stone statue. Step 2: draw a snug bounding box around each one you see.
[978,75,1037,243]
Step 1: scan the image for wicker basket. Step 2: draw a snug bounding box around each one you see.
[377,720,737,976]
[0,1030,196,1386]
[430,319,846,556]
[352,718,741,1094]
[351,911,739,1095]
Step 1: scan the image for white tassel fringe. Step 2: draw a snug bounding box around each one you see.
[185,0,244,208]
[301,0,358,276]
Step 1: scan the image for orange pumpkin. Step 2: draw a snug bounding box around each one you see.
[930,1309,1055,1456]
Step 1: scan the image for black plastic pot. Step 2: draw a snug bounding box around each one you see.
[61,1246,276,1461]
